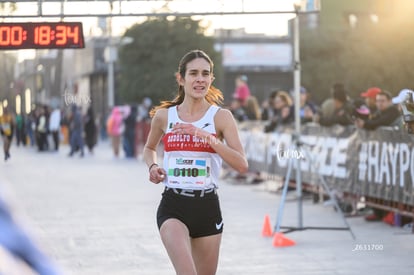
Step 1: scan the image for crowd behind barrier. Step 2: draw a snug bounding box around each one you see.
[238,121,414,217]
[0,96,154,160]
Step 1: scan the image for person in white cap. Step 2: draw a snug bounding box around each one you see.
[392,89,414,133]
[392,89,414,105]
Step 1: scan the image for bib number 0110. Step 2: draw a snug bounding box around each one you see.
[173,168,200,177]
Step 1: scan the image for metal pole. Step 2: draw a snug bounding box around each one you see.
[293,6,303,229]
[107,49,115,108]
[1,9,319,19]
[107,2,114,109]
[37,0,42,16]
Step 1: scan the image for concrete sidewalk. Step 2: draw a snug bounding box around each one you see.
[1,142,413,274]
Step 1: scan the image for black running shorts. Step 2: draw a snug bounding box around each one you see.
[157,187,223,238]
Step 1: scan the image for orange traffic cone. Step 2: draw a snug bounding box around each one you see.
[272,232,296,247]
[262,215,273,237]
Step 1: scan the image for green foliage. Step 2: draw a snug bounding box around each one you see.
[118,17,221,105]
[300,20,414,104]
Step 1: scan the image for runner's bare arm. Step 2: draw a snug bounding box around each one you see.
[210,108,248,173]
[143,109,167,183]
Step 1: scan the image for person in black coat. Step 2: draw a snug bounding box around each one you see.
[318,83,353,127]
[84,106,97,154]
[354,90,402,222]
[354,91,402,130]
[123,105,137,158]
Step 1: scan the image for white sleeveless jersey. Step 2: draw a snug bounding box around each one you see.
[162,105,222,190]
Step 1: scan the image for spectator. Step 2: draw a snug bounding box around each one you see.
[264,91,294,133]
[355,90,402,222]
[229,98,247,122]
[0,107,15,161]
[36,106,49,152]
[392,89,413,105]
[360,87,381,116]
[392,89,414,133]
[136,98,152,158]
[244,95,266,183]
[261,90,278,121]
[352,103,371,122]
[244,96,261,120]
[25,111,36,147]
[15,113,25,147]
[233,75,251,106]
[84,105,97,154]
[60,109,71,145]
[68,105,85,157]
[318,83,353,127]
[319,83,344,120]
[123,105,137,158]
[299,86,317,124]
[106,106,124,158]
[354,90,402,130]
[49,106,61,151]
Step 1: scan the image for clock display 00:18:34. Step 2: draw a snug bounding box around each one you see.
[0,22,85,49]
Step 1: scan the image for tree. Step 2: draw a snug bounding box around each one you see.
[300,29,347,103]
[300,16,414,104]
[118,17,221,105]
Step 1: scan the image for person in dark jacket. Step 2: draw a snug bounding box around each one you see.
[264,91,294,132]
[68,105,85,157]
[299,86,317,124]
[123,105,137,158]
[354,91,402,130]
[354,90,402,222]
[84,106,97,154]
[261,90,279,121]
[318,83,353,127]
[360,87,381,116]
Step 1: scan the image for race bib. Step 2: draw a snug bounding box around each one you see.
[167,157,211,187]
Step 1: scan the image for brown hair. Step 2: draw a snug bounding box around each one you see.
[377,90,392,100]
[245,96,261,120]
[150,49,223,117]
[276,91,293,107]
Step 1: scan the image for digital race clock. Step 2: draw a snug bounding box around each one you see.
[0,22,85,50]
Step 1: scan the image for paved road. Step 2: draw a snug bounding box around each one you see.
[1,142,413,275]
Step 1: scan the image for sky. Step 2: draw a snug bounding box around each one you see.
[6,0,304,60]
